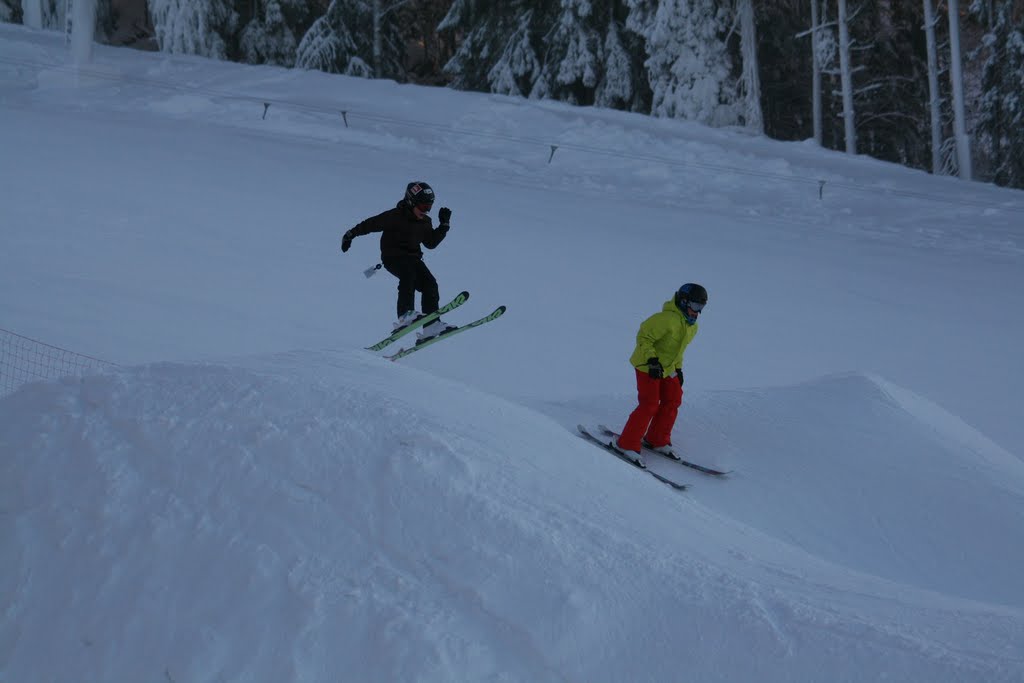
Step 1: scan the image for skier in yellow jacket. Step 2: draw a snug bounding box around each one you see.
[616,283,708,456]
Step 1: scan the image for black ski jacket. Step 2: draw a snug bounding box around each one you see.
[349,202,449,261]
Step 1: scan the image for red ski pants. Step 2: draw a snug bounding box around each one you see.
[618,369,683,451]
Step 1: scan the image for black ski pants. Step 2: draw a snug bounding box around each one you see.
[382,255,439,318]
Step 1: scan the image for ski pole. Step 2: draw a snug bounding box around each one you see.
[364,263,382,278]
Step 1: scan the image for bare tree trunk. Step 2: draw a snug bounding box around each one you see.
[373,0,382,78]
[922,0,943,174]
[810,0,822,145]
[22,0,43,28]
[71,0,97,65]
[947,0,972,180]
[837,0,857,154]
[738,0,763,134]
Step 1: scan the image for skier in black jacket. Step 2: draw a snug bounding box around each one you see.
[341,181,454,339]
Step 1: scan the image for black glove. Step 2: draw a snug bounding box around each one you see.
[646,357,663,379]
[341,230,354,253]
[676,369,684,386]
[438,207,451,227]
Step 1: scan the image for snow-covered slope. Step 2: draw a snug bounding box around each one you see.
[4,355,1023,682]
[555,372,1024,606]
[2,23,1023,682]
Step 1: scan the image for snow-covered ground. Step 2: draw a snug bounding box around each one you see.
[2,24,1023,682]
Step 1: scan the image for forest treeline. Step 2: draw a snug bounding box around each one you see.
[5,0,1022,190]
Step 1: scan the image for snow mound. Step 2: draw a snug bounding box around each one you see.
[677,372,1024,605]
[3,355,1022,682]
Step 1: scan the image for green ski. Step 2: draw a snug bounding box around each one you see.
[386,306,506,361]
[365,291,469,352]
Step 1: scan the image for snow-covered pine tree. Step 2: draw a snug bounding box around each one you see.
[625,0,738,125]
[437,0,487,89]
[441,0,549,96]
[488,9,546,97]
[974,0,1024,188]
[534,0,645,108]
[240,0,303,67]
[595,10,640,110]
[295,4,356,74]
[147,0,237,59]
[535,0,604,105]
[295,0,403,79]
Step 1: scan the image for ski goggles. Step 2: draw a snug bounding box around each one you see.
[686,300,706,312]
[415,202,433,213]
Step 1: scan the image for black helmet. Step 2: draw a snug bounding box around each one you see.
[404,181,435,211]
[674,283,708,323]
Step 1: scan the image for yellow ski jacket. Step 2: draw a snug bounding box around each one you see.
[628,298,699,375]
